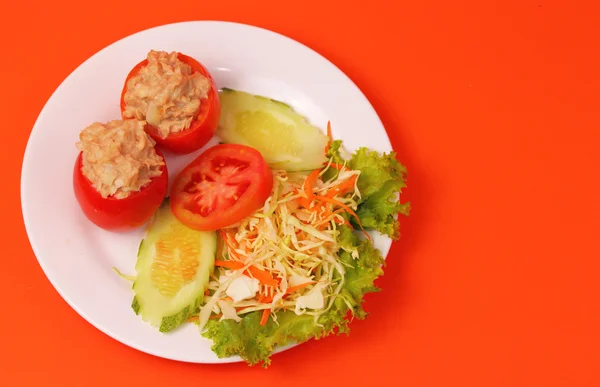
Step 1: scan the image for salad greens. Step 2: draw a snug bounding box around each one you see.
[202,224,385,367]
[328,139,411,239]
[350,147,410,240]
[200,140,410,367]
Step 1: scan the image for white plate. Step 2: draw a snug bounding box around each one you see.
[21,21,393,364]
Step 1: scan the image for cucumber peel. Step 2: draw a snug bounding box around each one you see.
[216,88,329,171]
[131,199,216,333]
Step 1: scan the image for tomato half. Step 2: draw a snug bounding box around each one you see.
[170,144,274,231]
[73,150,168,231]
[120,53,221,154]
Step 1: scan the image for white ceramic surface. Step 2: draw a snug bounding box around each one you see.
[21,21,393,363]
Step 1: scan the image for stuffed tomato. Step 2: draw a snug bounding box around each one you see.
[73,119,168,231]
[120,50,220,154]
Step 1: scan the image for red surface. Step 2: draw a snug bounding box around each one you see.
[3,0,600,385]
[170,143,274,231]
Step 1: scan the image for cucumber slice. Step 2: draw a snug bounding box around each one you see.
[216,88,329,171]
[131,199,216,333]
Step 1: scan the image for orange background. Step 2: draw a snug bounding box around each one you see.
[2,0,599,386]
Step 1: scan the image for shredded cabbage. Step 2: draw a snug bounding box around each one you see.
[112,267,136,281]
[199,162,363,327]
[200,139,410,367]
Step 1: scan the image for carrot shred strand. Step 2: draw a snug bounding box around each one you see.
[247,266,279,286]
[324,175,357,198]
[214,260,244,270]
[324,121,333,154]
[260,308,270,326]
[305,169,320,200]
[314,195,371,240]
[286,281,315,294]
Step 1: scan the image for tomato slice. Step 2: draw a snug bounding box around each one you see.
[73,149,168,231]
[120,53,221,154]
[170,144,274,231]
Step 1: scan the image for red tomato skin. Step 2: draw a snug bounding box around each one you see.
[73,150,168,231]
[170,144,274,231]
[120,53,221,155]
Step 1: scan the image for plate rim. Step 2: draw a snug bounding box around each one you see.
[20,20,393,364]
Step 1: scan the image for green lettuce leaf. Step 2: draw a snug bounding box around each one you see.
[353,149,410,239]
[201,225,384,367]
[326,139,345,164]
[328,143,410,239]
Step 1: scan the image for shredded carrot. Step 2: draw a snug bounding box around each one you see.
[334,217,352,227]
[222,235,250,262]
[225,242,244,261]
[204,289,210,296]
[215,260,279,286]
[297,169,321,209]
[260,308,270,326]
[220,230,243,261]
[304,169,320,201]
[247,266,279,286]
[332,207,349,216]
[325,175,357,198]
[258,294,273,303]
[314,195,371,240]
[286,281,315,294]
[214,260,244,270]
[224,232,237,248]
[315,208,352,229]
[297,193,311,209]
[324,121,333,154]
[218,229,229,242]
[209,314,222,320]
